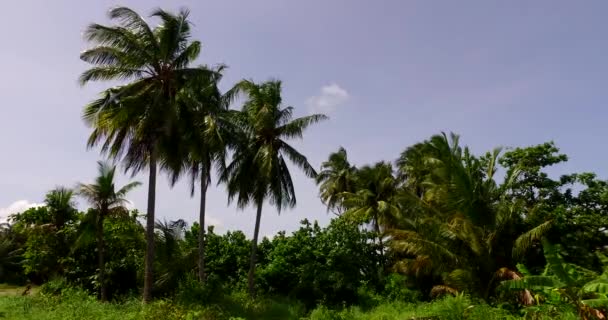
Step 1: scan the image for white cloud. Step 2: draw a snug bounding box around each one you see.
[205,215,224,234]
[207,215,223,228]
[125,199,136,211]
[0,200,43,223]
[306,83,350,114]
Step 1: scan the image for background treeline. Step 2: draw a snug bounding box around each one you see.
[2,133,608,319]
[2,203,382,309]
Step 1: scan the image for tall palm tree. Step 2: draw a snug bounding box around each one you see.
[76,161,141,301]
[80,6,215,302]
[342,162,400,259]
[221,80,327,296]
[316,147,358,214]
[163,67,238,283]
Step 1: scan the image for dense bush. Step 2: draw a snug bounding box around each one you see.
[259,218,381,307]
[382,273,421,303]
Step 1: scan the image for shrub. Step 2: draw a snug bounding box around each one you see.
[383,273,421,303]
[40,277,71,296]
[175,273,225,306]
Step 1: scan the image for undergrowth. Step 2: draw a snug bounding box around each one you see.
[0,287,580,320]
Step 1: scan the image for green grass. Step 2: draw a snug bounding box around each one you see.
[0,288,304,320]
[0,289,580,320]
[0,290,139,320]
[308,296,516,320]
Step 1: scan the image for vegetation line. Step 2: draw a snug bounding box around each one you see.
[0,5,607,320]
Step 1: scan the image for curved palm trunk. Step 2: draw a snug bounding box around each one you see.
[198,175,208,283]
[248,202,263,297]
[97,210,107,302]
[143,147,157,303]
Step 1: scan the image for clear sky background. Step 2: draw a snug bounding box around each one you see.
[1,1,607,237]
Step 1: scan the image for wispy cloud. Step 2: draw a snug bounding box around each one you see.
[306,83,350,114]
[202,215,224,234]
[0,200,43,223]
[207,215,223,228]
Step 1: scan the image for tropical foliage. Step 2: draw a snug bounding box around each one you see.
[0,5,607,320]
[500,239,608,319]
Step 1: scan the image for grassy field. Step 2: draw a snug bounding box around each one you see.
[0,286,580,320]
[0,285,26,297]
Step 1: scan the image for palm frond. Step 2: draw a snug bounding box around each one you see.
[499,275,565,291]
[582,298,608,308]
[513,220,553,260]
[82,24,152,68]
[278,114,328,139]
[430,285,458,298]
[392,237,459,266]
[172,41,201,69]
[584,279,608,295]
[444,268,476,292]
[79,67,146,86]
[108,6,157,50]
[279,141,317,178]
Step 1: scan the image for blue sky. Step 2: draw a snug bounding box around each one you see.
[1,1,607,237]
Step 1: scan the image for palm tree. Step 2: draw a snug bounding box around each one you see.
[163,67,238,283]
[43,187,78,277]
[342,162,400,259]
[221,80,327,296]
[396,141,436,198]
[153,219,194,295]
[76,161,140,301]
[390,133,553,299]
[80,6,215,302]
[44,187,78,231]
[316,147,358,214]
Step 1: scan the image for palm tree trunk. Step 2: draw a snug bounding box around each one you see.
[143,147,157,303]
[97,211,107,302]
[198,175,208,283]
[248,202,263,297]
[374,213,385,267]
